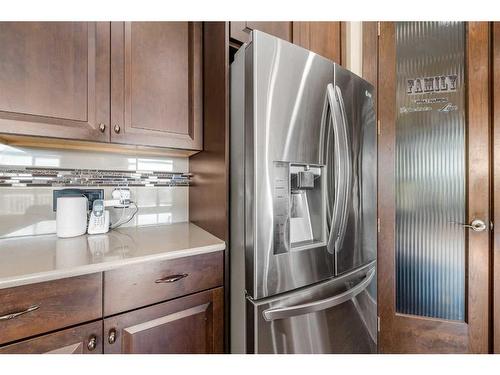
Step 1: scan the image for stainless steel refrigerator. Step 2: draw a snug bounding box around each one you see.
[230,31,377,354]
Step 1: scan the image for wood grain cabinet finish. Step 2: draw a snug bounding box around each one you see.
[230,21,292,44]
[0,274,102,346]
[104,288,223,354]
[110,22,203,150]
[104,251,223,316]
[293,22,341,62]
[0,22,110,142]
[0,321,103,354]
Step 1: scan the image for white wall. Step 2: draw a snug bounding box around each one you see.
[344,22,363,77]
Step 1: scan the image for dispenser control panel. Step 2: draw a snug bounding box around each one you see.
[273,161,290,254]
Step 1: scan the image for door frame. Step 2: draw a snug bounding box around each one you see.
[377,22,491,354]
[493,22,500,354]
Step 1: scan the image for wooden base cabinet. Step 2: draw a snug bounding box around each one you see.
[0,321,103,354]
[103,288,224,354]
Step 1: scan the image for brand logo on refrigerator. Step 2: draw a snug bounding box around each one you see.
[406,74,458,95]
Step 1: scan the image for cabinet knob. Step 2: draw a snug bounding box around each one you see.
[87,335,97,351]
[99,123,106,133]
[108,328,117,345]
[114,124,121,134]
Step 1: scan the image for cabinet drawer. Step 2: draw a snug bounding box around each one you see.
[104,251,223,316]
[0,273,102,345]
[0,321,103,354]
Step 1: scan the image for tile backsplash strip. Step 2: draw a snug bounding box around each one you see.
[0,144,190,239]
[0,167,191,187]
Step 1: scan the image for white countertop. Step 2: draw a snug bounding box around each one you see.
[0,222,225,290]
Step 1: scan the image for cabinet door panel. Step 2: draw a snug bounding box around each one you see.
[245,22,292,42]
[293,22,341,62]
[230,22,292,44]
[111,22,203,150]
[0,22,110,141]
[104,288,223,354]
[0,321,103,354]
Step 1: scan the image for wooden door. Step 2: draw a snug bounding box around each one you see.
[378,22,491,353]
[0,321,103,354]
[111,22,203,150]
[0,22,110,142]
[293,22,341,62]
[104,288,223,354]
[230,22,292,44]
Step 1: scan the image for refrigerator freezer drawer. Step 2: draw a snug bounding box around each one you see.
[247,261,377,354]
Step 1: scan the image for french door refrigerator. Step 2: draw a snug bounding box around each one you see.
[230,31,377,354]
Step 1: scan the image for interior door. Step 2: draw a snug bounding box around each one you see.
[378,22,491,353]
[0,22,110,142]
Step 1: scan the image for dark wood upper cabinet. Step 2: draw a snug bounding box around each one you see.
[230,21,292,44]
[104,288,223,354]
[110,22,203,150]
[293,22,341,62]
[0,22,110,142]
[230,22,341,63]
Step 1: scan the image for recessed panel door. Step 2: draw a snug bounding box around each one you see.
[0,22,110,142]
[111,22,203,150]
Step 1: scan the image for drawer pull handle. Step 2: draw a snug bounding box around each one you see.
[155,273,188,283]
[108,328,117,344]
[87,335,97,351]
[0,304,40,321]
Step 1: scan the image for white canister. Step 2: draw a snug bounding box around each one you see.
[56,196,88,238]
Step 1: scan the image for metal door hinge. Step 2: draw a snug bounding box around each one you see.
[377,316,381,332]
[377,218,381,233]
[377,22,381,37]
[377,120,381,136]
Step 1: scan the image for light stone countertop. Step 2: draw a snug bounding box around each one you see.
[0,222,225,290]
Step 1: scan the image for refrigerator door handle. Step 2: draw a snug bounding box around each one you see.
[325,83,352,255]
[332,85,353,254]
[262,267,376,322]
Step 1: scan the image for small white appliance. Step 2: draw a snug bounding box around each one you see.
[56,196,88,238]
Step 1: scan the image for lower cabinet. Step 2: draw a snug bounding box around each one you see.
[0,321,103,354]
[103,287,224,354]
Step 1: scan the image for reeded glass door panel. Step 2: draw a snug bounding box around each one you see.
[395,22,466,321]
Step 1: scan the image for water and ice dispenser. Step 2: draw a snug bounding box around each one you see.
[273,162,327,254]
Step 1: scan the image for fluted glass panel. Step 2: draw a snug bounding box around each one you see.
[395,22,465,321]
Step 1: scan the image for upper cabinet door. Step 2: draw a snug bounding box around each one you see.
[293,22,341,63]
[230,22,292,44]
[0,22,110,142]
[111,22,203,150]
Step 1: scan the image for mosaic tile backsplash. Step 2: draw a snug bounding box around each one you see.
[0,144,190,239]
[0,167,191,187]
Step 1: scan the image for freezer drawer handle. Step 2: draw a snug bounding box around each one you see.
[262,268,375,321]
